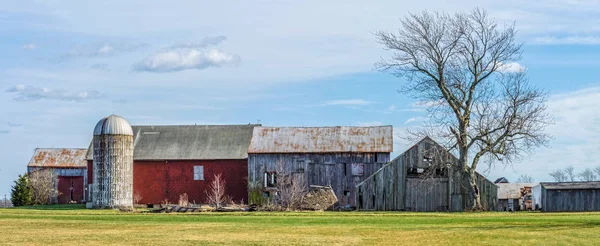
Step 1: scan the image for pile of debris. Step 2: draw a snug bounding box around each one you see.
[301,185,338,211]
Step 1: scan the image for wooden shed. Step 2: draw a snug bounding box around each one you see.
[27,148,88,204]
[539,182,600,212]
[356,137,498,212]
[247,126,393,207]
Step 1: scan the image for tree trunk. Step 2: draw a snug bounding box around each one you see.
[463,168,482,211]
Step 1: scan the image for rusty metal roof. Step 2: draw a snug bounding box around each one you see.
[497,183,537,199]
[28,148,87,168]
[248,126,393,153]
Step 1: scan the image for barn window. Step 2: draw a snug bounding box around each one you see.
[351,163,364,176]
[193,165,204,180]
[264,172,277,187]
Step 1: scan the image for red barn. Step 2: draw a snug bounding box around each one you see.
[86,125,258,205]
[27,148,88,204]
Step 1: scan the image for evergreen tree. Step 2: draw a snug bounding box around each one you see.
[10,174,32,207]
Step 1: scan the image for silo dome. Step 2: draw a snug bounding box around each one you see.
[93,114,133,136]
[91,114,134,209]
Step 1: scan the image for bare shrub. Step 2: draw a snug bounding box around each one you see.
[28,169,59,205]
[275,161,307,211]
[133,192,143,205]
[205,173,226,209]
[178,193,189,207]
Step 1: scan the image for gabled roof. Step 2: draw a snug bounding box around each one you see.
[28,148,87,168]
[497,183,537,199]
[87,125,259,160]
[541,182,600,190]
[247,126,393,154]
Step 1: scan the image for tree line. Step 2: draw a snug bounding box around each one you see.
[549,166,600,182]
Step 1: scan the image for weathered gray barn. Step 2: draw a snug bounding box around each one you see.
[538,182,600,212]
[356,137,498,212]
[247,126,393,207]
[27,148,88,204]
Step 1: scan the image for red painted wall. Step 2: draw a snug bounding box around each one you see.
[87,159,248,204]
[133,160,248,204]
[57,176,84,204]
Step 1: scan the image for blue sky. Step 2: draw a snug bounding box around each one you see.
[1,0,599,196]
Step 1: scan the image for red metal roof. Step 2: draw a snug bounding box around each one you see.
[28,148,87,168]
[248,126,393,153]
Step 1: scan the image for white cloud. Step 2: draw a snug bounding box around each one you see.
[5,84,104,102]
[63,42,148,59]
[133,48,240,72]
[323,99,373,106]
[22,43,36,49]
[404,117,425,125]
[387,105,396,111]
[497,62,526,73]
[485,86,600,182]
[532,36,600,45]
[169,35,227,49]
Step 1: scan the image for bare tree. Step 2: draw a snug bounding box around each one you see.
[28,169,59,205]
[578,168,597,181]
[205,173,226,209]
[549,169,567,182]
[594,166,600,179]
[275,161,307,211]
[376,8,551,210]
[564,166,576,182]
[516,174,534,183]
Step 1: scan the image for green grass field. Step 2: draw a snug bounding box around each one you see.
[2,205,600,245]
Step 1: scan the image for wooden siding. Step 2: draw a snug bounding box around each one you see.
[27,167,88,203]
[541,188,600,212]
[247,153,389,207]
[356,138,498,212]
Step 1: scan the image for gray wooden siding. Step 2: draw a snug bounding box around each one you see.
[542,188,600,212]
[247,152,389,207]
[356,138,498,212]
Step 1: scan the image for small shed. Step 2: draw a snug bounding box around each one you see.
[497,183,537,211]
[356,137,498,212]
[27,148,88,204]
[539,182,600,212]
[247,126,393,207]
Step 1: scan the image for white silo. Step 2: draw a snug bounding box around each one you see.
[91,114,134,208]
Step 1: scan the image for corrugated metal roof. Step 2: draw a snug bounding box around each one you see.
[87,124,259,160]
[28,148,87,168]
[541,182,600,190]
[93,114,133,136]
[247,126,393,153]
[497,183,537,199]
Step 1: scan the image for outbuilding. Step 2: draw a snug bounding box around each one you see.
[27,148,88,204]
[537,182,600,212]
[356,137,498,212]
[497,183,537,211]
[87,124,259,205]
[247,126,393,207]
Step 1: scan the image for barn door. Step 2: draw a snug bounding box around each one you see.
[58,176,84,204]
